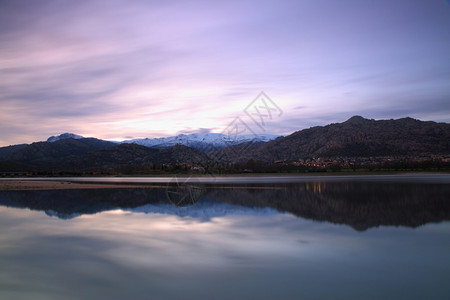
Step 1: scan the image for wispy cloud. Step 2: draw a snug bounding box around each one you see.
[1,0,450,145]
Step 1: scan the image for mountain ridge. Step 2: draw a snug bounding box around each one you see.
[213,116,450,162]
[122,132,279,150]
[1,116,449,173]
[37,132,280,151]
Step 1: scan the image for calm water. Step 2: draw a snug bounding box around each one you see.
[1,175,450,299]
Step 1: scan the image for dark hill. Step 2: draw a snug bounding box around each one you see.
[68,143,209,171]
[0,144,28,160]
[213,116,450,162]
[6,138,117,167]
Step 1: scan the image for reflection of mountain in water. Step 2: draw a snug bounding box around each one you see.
[0,188,279,220]
[209,182,450,231]
[0,189,166,219]
[125,201,279,221]
[0,182,449,230]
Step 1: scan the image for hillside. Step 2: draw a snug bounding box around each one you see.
[71,144,209,171]
[0,144,28,160]
[213,116,450,162]
[5,138,117,168]
[0,140,209,173]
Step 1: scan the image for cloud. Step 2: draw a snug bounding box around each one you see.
[177,128,213,135]
[1,0,450,145]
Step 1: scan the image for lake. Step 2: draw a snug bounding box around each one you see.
[0,175,449,299]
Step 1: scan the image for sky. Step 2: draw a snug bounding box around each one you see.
[0,0,449,146]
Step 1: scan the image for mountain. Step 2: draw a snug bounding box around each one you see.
[0,144,28,160]
[47,133,84,143]
[1,138,117,170]
[0,132,279,161]
[0,140,209,172]
[71,143,209,171]
[122,132,279,151]
[0,138,117,171]
[213,116,450,162]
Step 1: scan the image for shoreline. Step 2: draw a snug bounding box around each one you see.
[0,180,161,191]
[1,173,450,190]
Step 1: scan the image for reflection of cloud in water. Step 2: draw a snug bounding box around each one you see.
[0,207,311,273]
[1,203,450,300]
[45,209,82,219]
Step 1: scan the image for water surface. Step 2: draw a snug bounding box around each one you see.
[0,175,449,299]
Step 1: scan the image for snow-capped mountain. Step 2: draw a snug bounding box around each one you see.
[47,133,84,142]
[43,132,280,151]
[122,133,280,151]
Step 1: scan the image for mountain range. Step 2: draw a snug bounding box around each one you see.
[45,132,279,150]
[0,116,449,173]
[122,132,278,150]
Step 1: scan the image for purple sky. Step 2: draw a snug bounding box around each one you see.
[1,0,450,146]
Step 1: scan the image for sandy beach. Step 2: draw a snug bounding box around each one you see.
[0,180,153,191]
